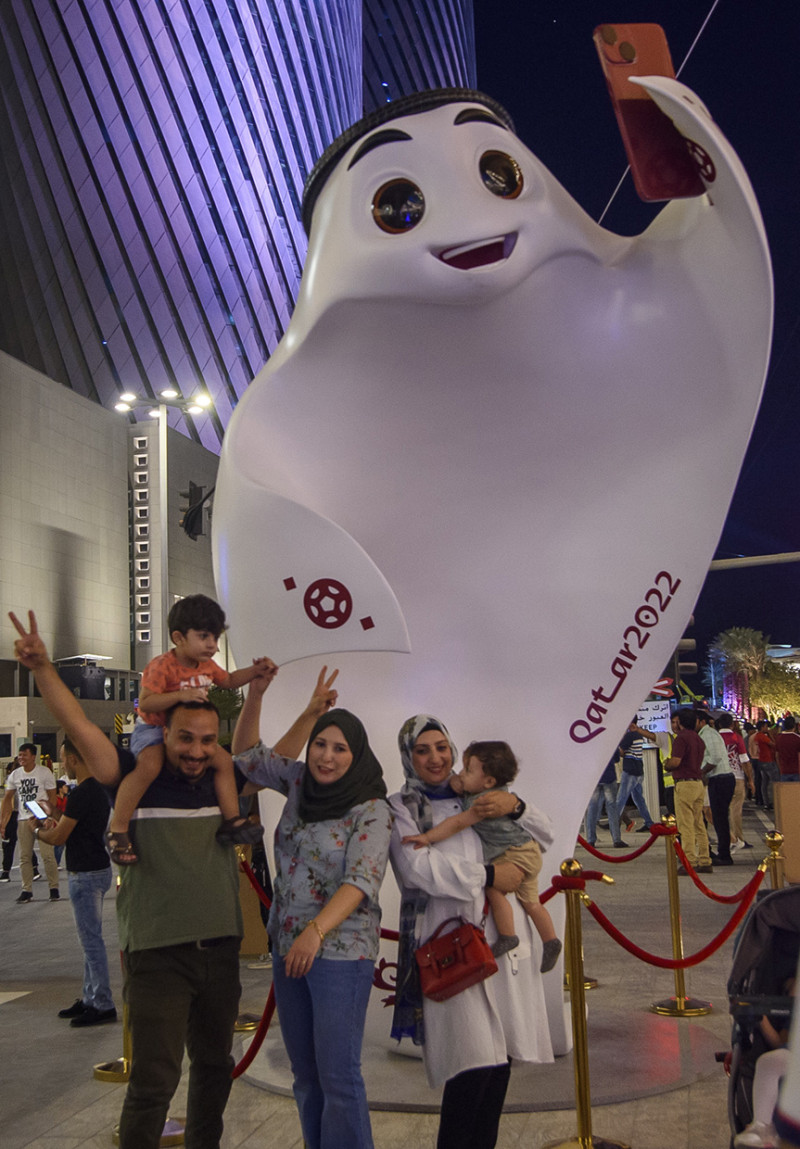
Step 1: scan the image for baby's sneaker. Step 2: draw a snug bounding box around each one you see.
[216,817,264,846]
[540,938,563,973]
[491,934,519,958]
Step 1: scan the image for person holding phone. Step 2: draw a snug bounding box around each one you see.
[33,738,117,1025]
[0,743,60,903]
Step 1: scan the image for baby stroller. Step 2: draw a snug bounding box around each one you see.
[725,886,800,1146]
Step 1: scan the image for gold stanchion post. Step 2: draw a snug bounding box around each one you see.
[765,831,785,890]
[563,928,599,993]
[651,817,712,1017]
[544,859,629,1149]
[93,1002,132,1082]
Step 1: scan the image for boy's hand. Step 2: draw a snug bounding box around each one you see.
[182,686,209,702]
[402,833,430,850]
[306,666,339,719]
[9,611,51,670]
[252,657,279,683]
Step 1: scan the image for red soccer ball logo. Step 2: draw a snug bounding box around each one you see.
[303,578,353,629]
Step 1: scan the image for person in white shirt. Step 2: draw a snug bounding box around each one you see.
[0,743,60,902]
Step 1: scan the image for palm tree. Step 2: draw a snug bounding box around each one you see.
[207,685,244,747]
[707,627,769,716]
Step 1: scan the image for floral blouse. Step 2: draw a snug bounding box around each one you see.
[235,742,393,961]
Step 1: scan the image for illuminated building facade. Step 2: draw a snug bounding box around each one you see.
[0,1,475,451]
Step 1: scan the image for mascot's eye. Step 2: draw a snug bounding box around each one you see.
[372,179,425,233]
[479,151,524,199]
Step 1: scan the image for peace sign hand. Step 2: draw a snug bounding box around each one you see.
[306,665,339,720]
[9,611,51,670]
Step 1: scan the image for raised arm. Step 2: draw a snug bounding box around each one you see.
[273,666,339,758]
[232,664,339,758]
[9,611,123,786]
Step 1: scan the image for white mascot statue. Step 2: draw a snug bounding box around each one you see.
[213,82,772,1052]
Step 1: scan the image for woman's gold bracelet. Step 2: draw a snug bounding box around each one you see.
[309,918,326,943]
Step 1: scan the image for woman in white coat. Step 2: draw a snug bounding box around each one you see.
[389,714,553,1149]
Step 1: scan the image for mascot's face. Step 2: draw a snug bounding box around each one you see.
[303,102,594,307]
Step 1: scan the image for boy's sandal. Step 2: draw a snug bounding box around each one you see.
[215,816,264,846]
[106,830,138,865]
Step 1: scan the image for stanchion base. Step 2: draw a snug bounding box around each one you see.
[651,995,712,1017]
[112,1117,185,1145]
[542,1137,630,1148]
[93,1057,130,1083]
[564,976,599,993]
[235,1012,262,1032]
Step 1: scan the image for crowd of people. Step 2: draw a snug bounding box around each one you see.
[4,599,800,1149]
[583,707,799,877]
[4,601,561,1149]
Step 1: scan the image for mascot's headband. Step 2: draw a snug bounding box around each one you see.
[301,87,515,236]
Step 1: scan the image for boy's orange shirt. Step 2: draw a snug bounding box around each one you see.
[139,649,229,726]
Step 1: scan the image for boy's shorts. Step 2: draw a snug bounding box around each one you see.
[130,720,164,755]
[493,840,543,904]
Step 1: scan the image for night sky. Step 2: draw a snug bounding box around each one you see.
[473,1,800,669]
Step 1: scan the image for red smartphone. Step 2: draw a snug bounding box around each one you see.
[593,23,705,201]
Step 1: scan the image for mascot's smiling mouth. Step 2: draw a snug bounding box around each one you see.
[437,233,517,270]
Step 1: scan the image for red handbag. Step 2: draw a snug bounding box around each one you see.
[415,912,498,1002]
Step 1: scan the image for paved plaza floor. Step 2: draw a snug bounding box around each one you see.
[0,800,782,1149]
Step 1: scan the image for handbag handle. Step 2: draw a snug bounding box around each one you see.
[423,898,491,945]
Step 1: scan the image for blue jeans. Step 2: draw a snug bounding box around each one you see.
[585,782,622,843]
[272,953,375,1149]
[617,769,654,827]
[68,867,115,1011]
[130,720,164,754]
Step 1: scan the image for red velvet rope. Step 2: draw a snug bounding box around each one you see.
[240,858,273,909]
[232,986,276,1079]
[577,823,676,864]
[541,870,609,904]
[672,842,763,904]
[583,867,764,969]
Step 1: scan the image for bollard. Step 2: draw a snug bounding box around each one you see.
[765,831,785,890]
[651,816,712,1017]
[544,859,629,1149]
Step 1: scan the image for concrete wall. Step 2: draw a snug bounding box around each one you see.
[0,350,221,684]
[0,351,130,666]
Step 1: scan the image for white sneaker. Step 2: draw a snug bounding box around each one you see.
[731,839,745,853]
[733,1121,777,1148]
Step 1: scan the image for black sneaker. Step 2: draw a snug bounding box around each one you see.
[70,1006,117,1028]
[32,869,41,881]
[0,871,10,882]
[636,824,653,833]
[50,888,60,901]
[16,890,33,904]
[611,840,630,848]
[58,999,88,1019]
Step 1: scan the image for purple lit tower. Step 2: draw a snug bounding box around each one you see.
[0,1,475,450]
